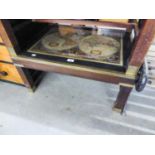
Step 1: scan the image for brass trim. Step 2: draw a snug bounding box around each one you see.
[119,83,134,88]
[126,65,139,78]
[112,106,122,113]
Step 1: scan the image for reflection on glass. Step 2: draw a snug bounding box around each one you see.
[28,25,125,66]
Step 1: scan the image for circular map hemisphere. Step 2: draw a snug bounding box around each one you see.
[41,33,78,51]
[79,35,120,58]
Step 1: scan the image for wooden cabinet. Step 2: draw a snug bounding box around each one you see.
[0,62,24,84]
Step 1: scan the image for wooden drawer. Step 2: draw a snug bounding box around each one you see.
[0,45,12,62]
[0,62,24,84]
[0,36,3,43]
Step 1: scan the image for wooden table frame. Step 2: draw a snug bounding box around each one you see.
[0,19,155,113]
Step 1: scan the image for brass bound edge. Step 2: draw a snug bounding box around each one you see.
[119,83,134,88]
[126,65,139,79]
[112,106,122,113]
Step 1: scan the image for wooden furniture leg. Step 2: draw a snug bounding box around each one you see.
[113,84,133,113]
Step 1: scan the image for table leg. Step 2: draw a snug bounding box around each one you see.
[113,84,133,113]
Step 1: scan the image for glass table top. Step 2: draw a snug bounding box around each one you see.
[28,25,126,66]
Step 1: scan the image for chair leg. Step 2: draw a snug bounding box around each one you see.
[113,84,133,113]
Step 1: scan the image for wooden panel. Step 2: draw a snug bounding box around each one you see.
[0,36,3,43]
[0,45,12,62]
[0,62,24,84]
[13,57,135,85]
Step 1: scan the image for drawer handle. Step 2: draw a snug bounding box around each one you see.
[0,71,8,76]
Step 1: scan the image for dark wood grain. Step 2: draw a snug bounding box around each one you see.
[129,19,155,66]
[113,85,133,113]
